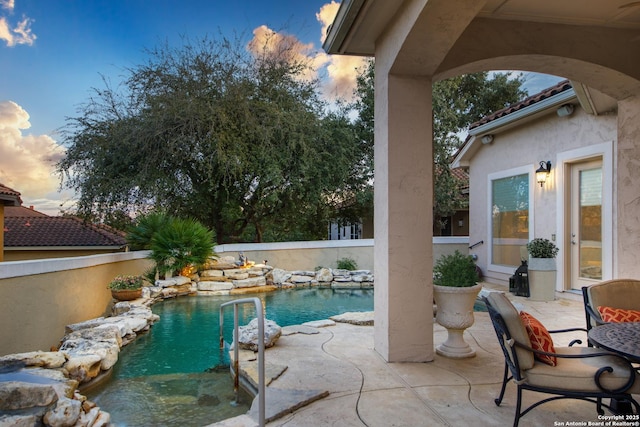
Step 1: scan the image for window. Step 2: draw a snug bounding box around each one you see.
[490,169,531,268]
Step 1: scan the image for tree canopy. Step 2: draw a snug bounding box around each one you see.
[350,61,527,228]
[58,34,361,243]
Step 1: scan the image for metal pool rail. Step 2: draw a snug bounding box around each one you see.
[219,297,265,426]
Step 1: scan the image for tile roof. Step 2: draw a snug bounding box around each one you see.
[4,216,127,248]
[469,79,572,130]
[0,183,22,206]
[4,206,49,217]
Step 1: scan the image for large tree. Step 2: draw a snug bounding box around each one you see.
[58,34,361,243]
[350,61,527,229]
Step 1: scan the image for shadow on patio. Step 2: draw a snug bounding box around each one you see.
[212,283,614,427]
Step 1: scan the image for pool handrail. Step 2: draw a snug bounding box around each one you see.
[219,297,265,427]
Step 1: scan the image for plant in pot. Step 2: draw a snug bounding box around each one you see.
[433,250,482,358]
[526,238,559,302]
[108,275,144,301]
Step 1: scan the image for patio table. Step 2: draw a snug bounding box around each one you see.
[588,321,640,363]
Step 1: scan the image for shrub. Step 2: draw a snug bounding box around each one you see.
[526,238,558,258]
[337,257,358,270]
[108,275,143,290]
[433,250,478,287]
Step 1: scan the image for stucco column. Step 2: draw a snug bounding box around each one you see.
[616,95,640,278]
[374,71,434,362]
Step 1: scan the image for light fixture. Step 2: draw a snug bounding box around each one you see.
[556,104,574,117]
[481,134,494,144]
[536,161,552,187]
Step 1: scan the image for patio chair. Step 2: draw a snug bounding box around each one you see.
[484,291,640,427]
[582,279,640,343]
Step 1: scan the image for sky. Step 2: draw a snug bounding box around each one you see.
[0,0,563,215]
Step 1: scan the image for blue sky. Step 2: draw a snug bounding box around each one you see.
[0,0,563,214]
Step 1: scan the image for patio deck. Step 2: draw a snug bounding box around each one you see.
[211,284,622,427]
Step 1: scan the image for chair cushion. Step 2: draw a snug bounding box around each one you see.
[485,292,534,370]
[525,346,640,394]
[520,311,557,366]
[597,306,640,323]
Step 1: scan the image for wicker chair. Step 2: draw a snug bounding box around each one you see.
[484,292,640,427]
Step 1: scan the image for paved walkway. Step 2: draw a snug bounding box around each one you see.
[211,286,619,427]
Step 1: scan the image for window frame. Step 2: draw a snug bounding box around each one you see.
[487,165,535,274]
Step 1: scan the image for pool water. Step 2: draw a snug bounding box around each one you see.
[86,288,374,427]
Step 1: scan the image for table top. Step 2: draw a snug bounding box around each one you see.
[588,322,640,362]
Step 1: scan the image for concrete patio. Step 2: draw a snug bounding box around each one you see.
[209,284,626,427]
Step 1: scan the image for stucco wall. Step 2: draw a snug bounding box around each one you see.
[468,105,617,286]
[215,238,469,272]
[0,252,153,355]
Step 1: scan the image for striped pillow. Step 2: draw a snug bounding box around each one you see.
[520,311,557,366]
[597,306,640,323]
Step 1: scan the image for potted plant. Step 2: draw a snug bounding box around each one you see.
[108,275,144,301]
[526,238,559,302]
[433,250,482,358]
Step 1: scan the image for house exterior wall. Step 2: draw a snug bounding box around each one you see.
[468,105,617,287]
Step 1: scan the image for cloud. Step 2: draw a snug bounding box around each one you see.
[316,1,367,102]
[0,101,67,211]
[246,2,367,104]
[248,25,330,84]
[0,0,15,12]
[317,1,340,44]
[0,0,36,47]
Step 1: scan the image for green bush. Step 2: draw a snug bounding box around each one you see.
[108,275,143,290]
[337,257,358,270]
[126,212,171,250]
[526,238,558,258]
[433,250,478,287]
[149,217,215,276]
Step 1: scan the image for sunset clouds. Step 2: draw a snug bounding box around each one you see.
[0,101,66,209]
[0,0,36,47]
[246,1,366,103]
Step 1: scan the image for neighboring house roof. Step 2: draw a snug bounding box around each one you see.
[469,80,572,130]
[4,206,49,217]
[4,216,127,249]
[0,183,22,207]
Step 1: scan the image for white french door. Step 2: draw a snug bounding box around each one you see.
[569,159,603,290]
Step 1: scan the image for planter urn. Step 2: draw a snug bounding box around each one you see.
[434,283,482,358]
[528,257,557,302]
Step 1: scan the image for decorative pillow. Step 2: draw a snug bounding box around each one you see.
[597,306,640,323]
[519,311,557,366]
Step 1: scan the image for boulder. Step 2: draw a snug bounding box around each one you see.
[200,269,224,278]
[233,277,266,288]
[235,318,282,351]
[198,281,233,291]
[43,396,81,427]
[63,354,102,383]
[0,351,67,369]
[290,275,313,284]
[0,381,58,411]
[270,268,291,285]
[315,268,334,283]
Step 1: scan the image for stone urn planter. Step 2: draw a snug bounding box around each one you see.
[434,283,482,358]
[526,238,559,302]
[433,250,482,359]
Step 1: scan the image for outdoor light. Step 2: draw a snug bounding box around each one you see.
[481,134,494,144]
[536,161,552,187]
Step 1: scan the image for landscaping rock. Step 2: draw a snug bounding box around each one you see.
[235,318,282,351]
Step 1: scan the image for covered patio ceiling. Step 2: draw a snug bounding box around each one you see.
[325,0,640,99]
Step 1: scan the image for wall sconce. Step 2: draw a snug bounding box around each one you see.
[536,161,552,187]
[481,134,494,145]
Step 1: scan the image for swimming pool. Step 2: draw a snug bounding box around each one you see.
[86,288,374,427]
